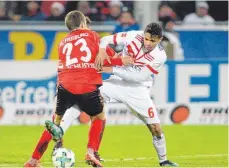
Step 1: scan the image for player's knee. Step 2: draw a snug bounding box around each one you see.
[150,124,162,136]
[155,128,163,136]
[91,111,106,121]
[96,111,106,120]
[55,110,66,116]
[85,108,104,118]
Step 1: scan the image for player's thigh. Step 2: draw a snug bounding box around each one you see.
[68,105,81,118]
[99,81,124,102]
[128,102,160,124]
[77,89,104,117]
[125,88,160,124]
[56,85,76,115]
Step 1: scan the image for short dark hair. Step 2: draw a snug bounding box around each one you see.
[65,10,86,31]
[144,22,162,38]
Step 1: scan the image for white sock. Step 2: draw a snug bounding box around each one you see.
[153,133,167,163]
[60,105,81,133]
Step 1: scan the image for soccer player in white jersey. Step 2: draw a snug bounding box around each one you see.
[97,22,178,167]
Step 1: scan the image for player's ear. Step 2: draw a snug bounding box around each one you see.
[83,23,88,29]
[159,37,163,42]
[79,23,83,29]
[80,23,86,29]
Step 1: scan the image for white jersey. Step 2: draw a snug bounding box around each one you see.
[100,31,167,87]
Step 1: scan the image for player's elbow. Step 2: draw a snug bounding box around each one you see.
[100,36,112,48]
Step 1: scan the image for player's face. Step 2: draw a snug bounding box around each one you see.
[143,33,162,51]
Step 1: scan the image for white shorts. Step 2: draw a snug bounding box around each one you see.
[100,78,160,124]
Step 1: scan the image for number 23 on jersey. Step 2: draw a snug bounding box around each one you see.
[59,38,92,68]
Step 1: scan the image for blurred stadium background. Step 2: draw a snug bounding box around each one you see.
[0,0,228,167]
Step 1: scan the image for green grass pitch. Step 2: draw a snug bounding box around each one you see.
[0,125,228,167]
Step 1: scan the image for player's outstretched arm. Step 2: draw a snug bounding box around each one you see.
[100,31,140,48]
[100,33,124,48]
[101,45,134,67]
[103,55,134,66]
[101,54,166,82]
[96,34,118,70]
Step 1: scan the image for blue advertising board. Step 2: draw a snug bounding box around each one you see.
[0,30,227,60]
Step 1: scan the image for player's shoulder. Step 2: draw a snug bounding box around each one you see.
[76,29,100,42]
[152,43,167,61]
[88,30,99,35]
[124,30,144,44]
[88,30,100,40]
[58,33,70,48]
[126,30,144,37]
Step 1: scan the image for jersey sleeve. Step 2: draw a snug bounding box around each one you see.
[103,57,123,66]
[100,31,143,48]
[103,46,123,66]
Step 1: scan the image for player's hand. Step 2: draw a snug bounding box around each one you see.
[98,67,113,73]
[95,54,104,71]
[95,48,111,71]
[121,57,134,66]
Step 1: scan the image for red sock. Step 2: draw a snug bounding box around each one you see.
[32,130,52,160]
[87,119,106,152]
[95,120,106,152]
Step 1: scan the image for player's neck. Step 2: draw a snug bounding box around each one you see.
[143,46,156,53]
[71,28,87,32]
